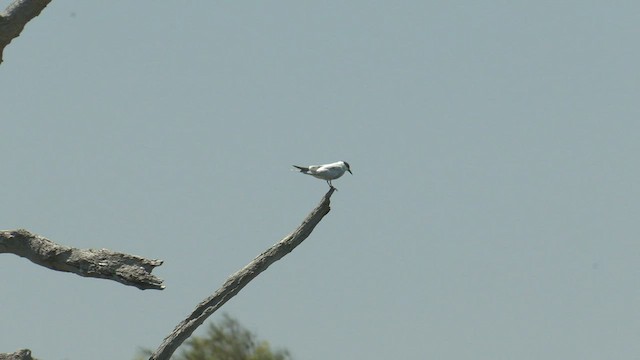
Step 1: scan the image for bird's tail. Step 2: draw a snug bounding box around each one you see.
[292,165,309,173]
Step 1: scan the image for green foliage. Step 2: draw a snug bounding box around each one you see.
[135,314,291,360]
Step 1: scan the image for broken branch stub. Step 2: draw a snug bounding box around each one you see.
[0,229,164,290]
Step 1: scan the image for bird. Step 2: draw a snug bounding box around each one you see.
[293,161,352,188]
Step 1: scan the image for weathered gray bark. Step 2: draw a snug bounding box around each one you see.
[149,187,336,360]
[0,229,164,290]
[0,0,51,64]
[0,349,33,360]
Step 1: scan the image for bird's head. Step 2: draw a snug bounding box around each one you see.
[342,161,353,175]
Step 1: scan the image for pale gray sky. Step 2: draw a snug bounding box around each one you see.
[2,2,639,359]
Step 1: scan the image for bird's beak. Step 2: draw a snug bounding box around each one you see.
[348,169,353,175]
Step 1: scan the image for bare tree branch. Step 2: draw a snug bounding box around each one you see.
[0,229,164,290]
[149,187,336,360]
[0,0,52,64]
[0,349,33,360]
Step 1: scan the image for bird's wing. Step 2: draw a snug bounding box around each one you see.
[313,164,342,178]
[318,163,340,172]
[306,165,322,173]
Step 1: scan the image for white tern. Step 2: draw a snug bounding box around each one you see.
[293,161,352,188]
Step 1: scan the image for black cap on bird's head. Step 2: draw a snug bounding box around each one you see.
[342,161,352,174]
